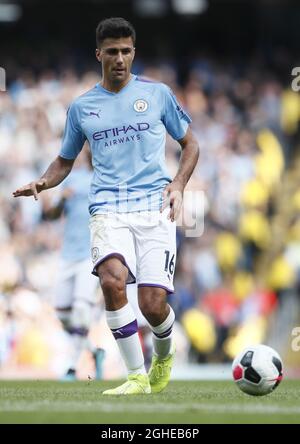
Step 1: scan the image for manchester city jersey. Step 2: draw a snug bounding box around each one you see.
[60,167,92,261]
[59,75,191,214]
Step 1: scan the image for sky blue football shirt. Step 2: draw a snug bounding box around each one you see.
[59,75,191,214]
[60,167,92,261]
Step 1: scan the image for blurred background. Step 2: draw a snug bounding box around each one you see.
[1,0,300,380]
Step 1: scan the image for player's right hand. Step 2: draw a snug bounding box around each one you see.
[12,178,48,201]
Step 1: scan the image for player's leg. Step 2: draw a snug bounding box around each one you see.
[53,261,77,379]
[132,209,177,393]
[138,286,176,393]
[126,283,152,369]
[71,258,105,380]
[96,258,150,394]
[138,287,175,358]
[89,213,150,394]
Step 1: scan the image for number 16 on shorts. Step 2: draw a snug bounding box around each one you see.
[164,250,175,282]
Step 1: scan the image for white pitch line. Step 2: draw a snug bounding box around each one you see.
[1,401,300,416]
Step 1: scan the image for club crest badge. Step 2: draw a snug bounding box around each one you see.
[91,247,100,263]
[133,99,148,113]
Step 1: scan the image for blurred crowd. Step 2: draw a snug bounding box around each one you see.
[1,54,300,378]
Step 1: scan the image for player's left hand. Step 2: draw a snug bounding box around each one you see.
[161,179,184,222]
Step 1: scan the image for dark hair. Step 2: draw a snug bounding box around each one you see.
[96,17,136,48]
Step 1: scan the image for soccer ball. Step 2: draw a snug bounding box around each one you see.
[232,344,283,396]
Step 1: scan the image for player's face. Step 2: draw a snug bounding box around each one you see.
[96,37,135,85]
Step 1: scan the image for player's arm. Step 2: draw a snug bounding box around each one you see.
[42,187,74,220]
[162,127,199,221]
[173,127,199,189]
[13,156,75,201]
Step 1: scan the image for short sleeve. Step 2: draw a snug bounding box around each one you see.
[59,102,86,159]
[162,86,192,140]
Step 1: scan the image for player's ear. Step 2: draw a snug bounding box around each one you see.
[95,48,102,63]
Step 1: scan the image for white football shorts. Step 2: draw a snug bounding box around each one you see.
[54,257,99,309]
[89,209,177,293]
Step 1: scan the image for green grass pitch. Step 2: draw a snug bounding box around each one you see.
[0,379,299,424]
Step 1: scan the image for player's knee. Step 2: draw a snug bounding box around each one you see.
[96,258,128,290]
[139,288,167,318]
[139,296,165,320]
[56,307,72,330]
[99,270,126,297]
[70,300,93,332]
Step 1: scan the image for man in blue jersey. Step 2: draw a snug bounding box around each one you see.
[13,17,199,395]
[42,148,104,381]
